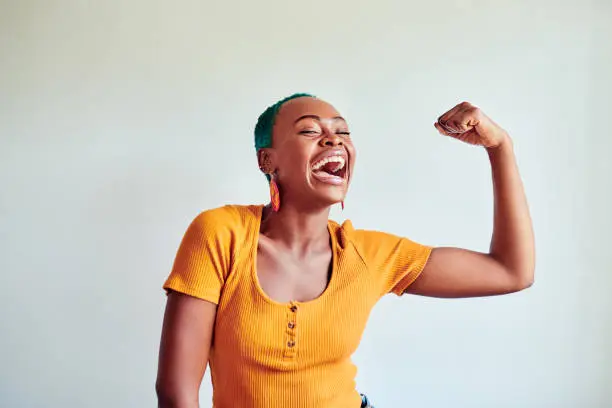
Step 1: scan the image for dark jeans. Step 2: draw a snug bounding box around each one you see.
[360,394,374,407]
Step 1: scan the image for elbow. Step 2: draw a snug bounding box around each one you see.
[518,276,534,291]
[155,382,175,408]
[512,268,535,292]
[156,381,198,408]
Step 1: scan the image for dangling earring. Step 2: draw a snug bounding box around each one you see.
[269,174,280,212]
[341,201,345,211]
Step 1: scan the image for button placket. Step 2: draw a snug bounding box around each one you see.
[284,301,299,358]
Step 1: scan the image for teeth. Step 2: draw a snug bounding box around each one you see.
[312,156,345,171]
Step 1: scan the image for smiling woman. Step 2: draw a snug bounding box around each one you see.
[156,94,535,408]
[256,95,355,213]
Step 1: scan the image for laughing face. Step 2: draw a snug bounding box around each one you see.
[257,96,356,210]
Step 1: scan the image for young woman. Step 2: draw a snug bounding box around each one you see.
[156,93,535,408]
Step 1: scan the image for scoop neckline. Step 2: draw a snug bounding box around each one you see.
[249,204,338,308]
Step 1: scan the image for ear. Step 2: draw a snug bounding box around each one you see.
[257,148,276,174]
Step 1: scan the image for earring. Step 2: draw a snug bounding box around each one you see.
[270,174,280,212]
[341,201,345,211]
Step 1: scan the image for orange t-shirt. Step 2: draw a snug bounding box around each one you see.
[163,204,432,408]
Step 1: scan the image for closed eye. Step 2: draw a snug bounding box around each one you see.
[337,131,351,136]
[299,130,320,135]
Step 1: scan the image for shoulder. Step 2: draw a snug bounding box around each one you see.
[333,218,432,293]
[184,204,261,242]
[189,204,259,230]
[331,218,400,247]
[333,218,427,261]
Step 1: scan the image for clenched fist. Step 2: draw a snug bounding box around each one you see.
[435,102,509,148]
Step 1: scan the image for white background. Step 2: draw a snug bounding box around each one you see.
[1,1,611,407]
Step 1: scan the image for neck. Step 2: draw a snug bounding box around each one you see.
[260,202,330,252]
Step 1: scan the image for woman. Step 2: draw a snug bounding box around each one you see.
[156,93,535,408]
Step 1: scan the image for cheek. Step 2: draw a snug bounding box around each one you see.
[347,145,357,166]
[279,151,310,178]
[276,139,317,180]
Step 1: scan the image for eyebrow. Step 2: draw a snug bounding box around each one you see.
[293,114,346,124]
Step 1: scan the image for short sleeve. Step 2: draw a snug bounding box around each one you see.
[163,208,236,304]
[353,229,433,297]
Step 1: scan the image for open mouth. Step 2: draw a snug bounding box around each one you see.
[311,153,348,185]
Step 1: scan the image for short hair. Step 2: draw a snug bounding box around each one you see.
[254,93,316,152]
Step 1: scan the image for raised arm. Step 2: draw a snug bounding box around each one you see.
[156,292,217,408]
[407,102,535,298]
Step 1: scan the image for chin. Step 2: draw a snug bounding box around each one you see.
[305,173,350,209]
[312,189,347,209]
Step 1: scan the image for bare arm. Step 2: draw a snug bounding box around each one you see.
[407,103,535,298]
[156,292,217,408]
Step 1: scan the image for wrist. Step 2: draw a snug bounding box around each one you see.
[487,133,513,153]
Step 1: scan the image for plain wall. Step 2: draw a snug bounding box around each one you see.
[1,0,611,407]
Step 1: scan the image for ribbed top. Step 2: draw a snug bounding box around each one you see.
[163,204,432,408]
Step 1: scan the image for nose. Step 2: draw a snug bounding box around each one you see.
[319,133,343,147]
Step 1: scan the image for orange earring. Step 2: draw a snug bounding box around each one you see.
[270,175,280,212]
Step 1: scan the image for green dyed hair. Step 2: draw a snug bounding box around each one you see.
[254,93,316,181]
[254,92,316,151]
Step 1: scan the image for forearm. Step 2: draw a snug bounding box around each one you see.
[487,136,535,285]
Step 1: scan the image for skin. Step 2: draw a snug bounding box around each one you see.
[255,97,357,303]
[156,97,535,407]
